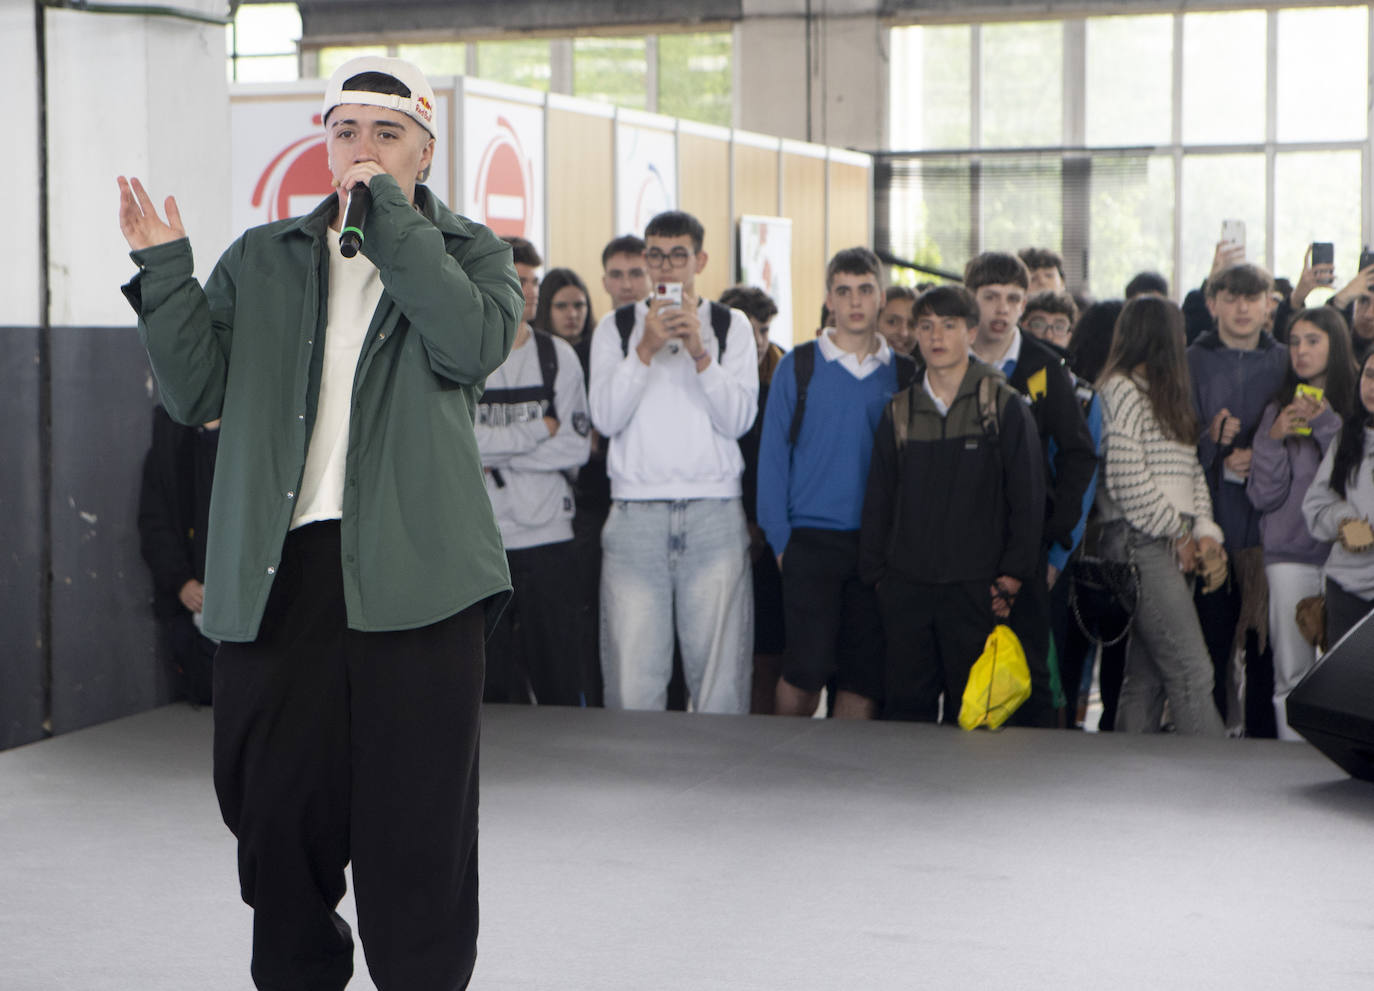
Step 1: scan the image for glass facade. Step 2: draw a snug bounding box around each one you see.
[886,6,1373,299]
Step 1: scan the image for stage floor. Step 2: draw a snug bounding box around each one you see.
[2,704,1372,990]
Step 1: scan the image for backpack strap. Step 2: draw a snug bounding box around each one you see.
[615,303,637,356]
[788,341,818,446]
[977,375,1003,441]
[709,301,731,359]
[618,301,731,359]
[532,329,559,421]
[890,386,912,450]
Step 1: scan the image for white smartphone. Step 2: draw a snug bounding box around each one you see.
[654,281,683,308]
[1220,219,1246,254]
[654,282,684,353]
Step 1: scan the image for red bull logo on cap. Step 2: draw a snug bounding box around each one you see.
[415,96,434,123]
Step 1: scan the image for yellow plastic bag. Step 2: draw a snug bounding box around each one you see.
[958,624,1031,731]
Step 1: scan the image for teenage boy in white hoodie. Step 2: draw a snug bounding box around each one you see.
[588,210,760,713]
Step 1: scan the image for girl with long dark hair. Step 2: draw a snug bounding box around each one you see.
[534,267,595,350]
[1248,307,1356,737]
[1302,348,1374,645]
[1095,295,1227,736]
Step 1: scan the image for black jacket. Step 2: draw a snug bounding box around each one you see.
[1006,333,1097,551]
[137,405,217,620]
[859,361,1045,586]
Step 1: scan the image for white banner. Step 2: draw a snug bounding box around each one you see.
[463,95,545,258]
[738,216,794,349]
[616,124,677,237]
[230,88,452,235]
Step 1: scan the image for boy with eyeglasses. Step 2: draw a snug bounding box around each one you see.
[587,210,760,713]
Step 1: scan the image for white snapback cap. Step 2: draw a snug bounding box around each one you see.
[322,55,437,138]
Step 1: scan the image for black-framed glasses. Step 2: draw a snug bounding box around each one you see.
[645,247,693,267]
[1026,317,1071,335]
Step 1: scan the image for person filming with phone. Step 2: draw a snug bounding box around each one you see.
[588,210,760,715]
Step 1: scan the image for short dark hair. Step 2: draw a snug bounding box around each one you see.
[719,285,778,325]
[644,211,705,253]
[1124,271,1169,298]
[913,285,980,327]
[602,235,646,269]
[325,72,410,127]
[503,236,541,268]
[1018,247,1064,279]
[1024,290,1078,323]
[964,252,1030,292]
[885,285,918,306]
[1206,263,1272,299]
[825,246,883,290]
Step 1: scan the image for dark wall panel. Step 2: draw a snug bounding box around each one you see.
[48,327,173,736]
[0,327,47,750]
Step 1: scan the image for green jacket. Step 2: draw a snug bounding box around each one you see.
[122,175,522,642]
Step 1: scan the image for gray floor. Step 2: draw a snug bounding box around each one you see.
[2,705,1373,990]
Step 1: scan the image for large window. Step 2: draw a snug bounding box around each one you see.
[230,7,734,128]
[658,32,732,128]
[573,37,647,109]
[884,6,1373,301]
[226,2,301,82]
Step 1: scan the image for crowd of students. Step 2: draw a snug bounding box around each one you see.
[140,206,1374,739]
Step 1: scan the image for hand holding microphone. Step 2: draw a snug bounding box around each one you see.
[333,162,386,259]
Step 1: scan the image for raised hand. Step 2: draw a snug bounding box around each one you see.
[117,176,186,251]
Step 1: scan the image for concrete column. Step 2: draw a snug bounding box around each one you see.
[5,0,41,328]
[45,0,231,326]
[737,0,887,152]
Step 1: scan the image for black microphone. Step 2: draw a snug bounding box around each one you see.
[339,184,370,259]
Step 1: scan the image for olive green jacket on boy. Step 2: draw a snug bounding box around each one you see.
[122,175,521,642]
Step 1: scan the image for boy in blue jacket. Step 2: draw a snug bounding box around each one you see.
[757,247,915,718]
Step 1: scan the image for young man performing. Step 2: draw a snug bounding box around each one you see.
[117,56,521,990]
[757,248,915,719]
[861,286,1045,722]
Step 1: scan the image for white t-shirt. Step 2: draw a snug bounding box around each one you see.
[290,228,385,528]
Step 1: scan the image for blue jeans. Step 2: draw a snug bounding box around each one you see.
[600,499,753,713]
[1100,523,1225,737]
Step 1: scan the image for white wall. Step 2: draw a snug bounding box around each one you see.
[3,0,41,327]
[45,2,231,328]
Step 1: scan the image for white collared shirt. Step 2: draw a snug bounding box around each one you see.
[973,326,1023,377]
[922,371,951,416]
[818,328,893,380]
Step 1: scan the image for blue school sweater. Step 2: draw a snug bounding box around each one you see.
[756,342,901,557]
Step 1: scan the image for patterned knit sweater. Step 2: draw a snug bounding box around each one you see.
[1097,373,1223,545]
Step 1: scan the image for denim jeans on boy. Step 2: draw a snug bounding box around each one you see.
[1099,522,1225,737]
[600,498,753,713]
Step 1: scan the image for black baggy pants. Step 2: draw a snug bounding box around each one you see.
[213,522,485,991]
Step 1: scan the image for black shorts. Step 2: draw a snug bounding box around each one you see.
[780,528,884,700]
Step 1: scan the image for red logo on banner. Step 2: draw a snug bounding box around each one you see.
[251,113,331,222]
[472,115,533,238]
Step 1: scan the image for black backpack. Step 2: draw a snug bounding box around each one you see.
[787,340,919,445]
[614,301,733,359]
[480,330,562,489]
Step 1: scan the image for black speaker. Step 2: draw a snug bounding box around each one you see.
[1287,608,1374,782]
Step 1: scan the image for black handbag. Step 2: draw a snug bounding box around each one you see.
[1067,554,1140,647]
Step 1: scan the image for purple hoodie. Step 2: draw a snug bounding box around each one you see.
[1245,399,1340,565]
